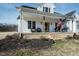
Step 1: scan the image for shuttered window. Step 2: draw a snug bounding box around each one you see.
[43,7,50,13]
[28,21,36,29]
[32,21,36,29]
[28,21,31,29]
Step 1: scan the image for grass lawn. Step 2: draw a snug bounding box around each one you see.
[0,38,79,56]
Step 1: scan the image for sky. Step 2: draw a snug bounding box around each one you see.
[0,3,79,24]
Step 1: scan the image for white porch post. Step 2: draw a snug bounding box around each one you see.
[72,19,73,32]
[19,8,22,37]
[72,17,76,33]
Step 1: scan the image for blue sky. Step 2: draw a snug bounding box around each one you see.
[0,3,79,24]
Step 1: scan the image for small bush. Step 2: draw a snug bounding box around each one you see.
[40,36,48,41]
[5,34,19,40]
[6,35,12,39]
[15,50,34,56]
[26,50,34,56]
[15,50,25,56]
[65,35,73,39]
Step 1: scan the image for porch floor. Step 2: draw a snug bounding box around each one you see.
[23,32,75,40]
[0,32,75,40]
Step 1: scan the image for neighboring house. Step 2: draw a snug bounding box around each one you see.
[16,3,79,33]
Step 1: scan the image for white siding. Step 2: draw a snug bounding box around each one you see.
[66,20,76,32]
[21,20,31,33]
[75,17,79,32]
[49,23,55,32]
[36,22,44,31]
[18,20,20,33]
[73,20,76,33]
[66,20,73,32]
[18,19,45,33]
[76,21,79,32]
[18,19,31,33]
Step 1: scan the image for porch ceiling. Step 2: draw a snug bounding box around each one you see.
[22,11,65,22]
[22,12,60,22]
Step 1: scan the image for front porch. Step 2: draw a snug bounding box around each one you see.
[17,6,66,33]
[23,32,73,40]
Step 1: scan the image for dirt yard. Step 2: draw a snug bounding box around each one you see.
[0,32,17,40]
[0,32,79,56]
[0,39,79,56]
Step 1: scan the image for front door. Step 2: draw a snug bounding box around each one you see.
[45,22,49,32]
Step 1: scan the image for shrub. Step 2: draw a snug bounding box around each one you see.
[6,35,12,39]
[40,36,48,41]
[65,35,73,39]
[15,50,25,56]
[26,50,34,56]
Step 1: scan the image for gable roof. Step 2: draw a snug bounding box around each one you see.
[65,10,76,16]
[54,12,64,17]
[17,5,65,19]
[21,5,37,10]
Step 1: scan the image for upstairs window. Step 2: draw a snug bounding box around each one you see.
[43,7,50,13]
[45,7,48,12]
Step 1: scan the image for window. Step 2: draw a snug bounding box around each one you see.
[32,21,36,29]
[43,7,50,12]
[28,21,31,29]
[28,21,36,29]
[45,7,48,12]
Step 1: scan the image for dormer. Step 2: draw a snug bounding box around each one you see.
[37,3,55,13]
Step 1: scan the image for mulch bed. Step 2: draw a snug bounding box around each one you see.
[0,34,55,51]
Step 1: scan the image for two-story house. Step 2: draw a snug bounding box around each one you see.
[16,3,79,33]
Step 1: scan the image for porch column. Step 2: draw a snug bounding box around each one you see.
[19,8,23,37]
[72,18,76,33]
[43,21,45,32]
[72,20,73,32]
